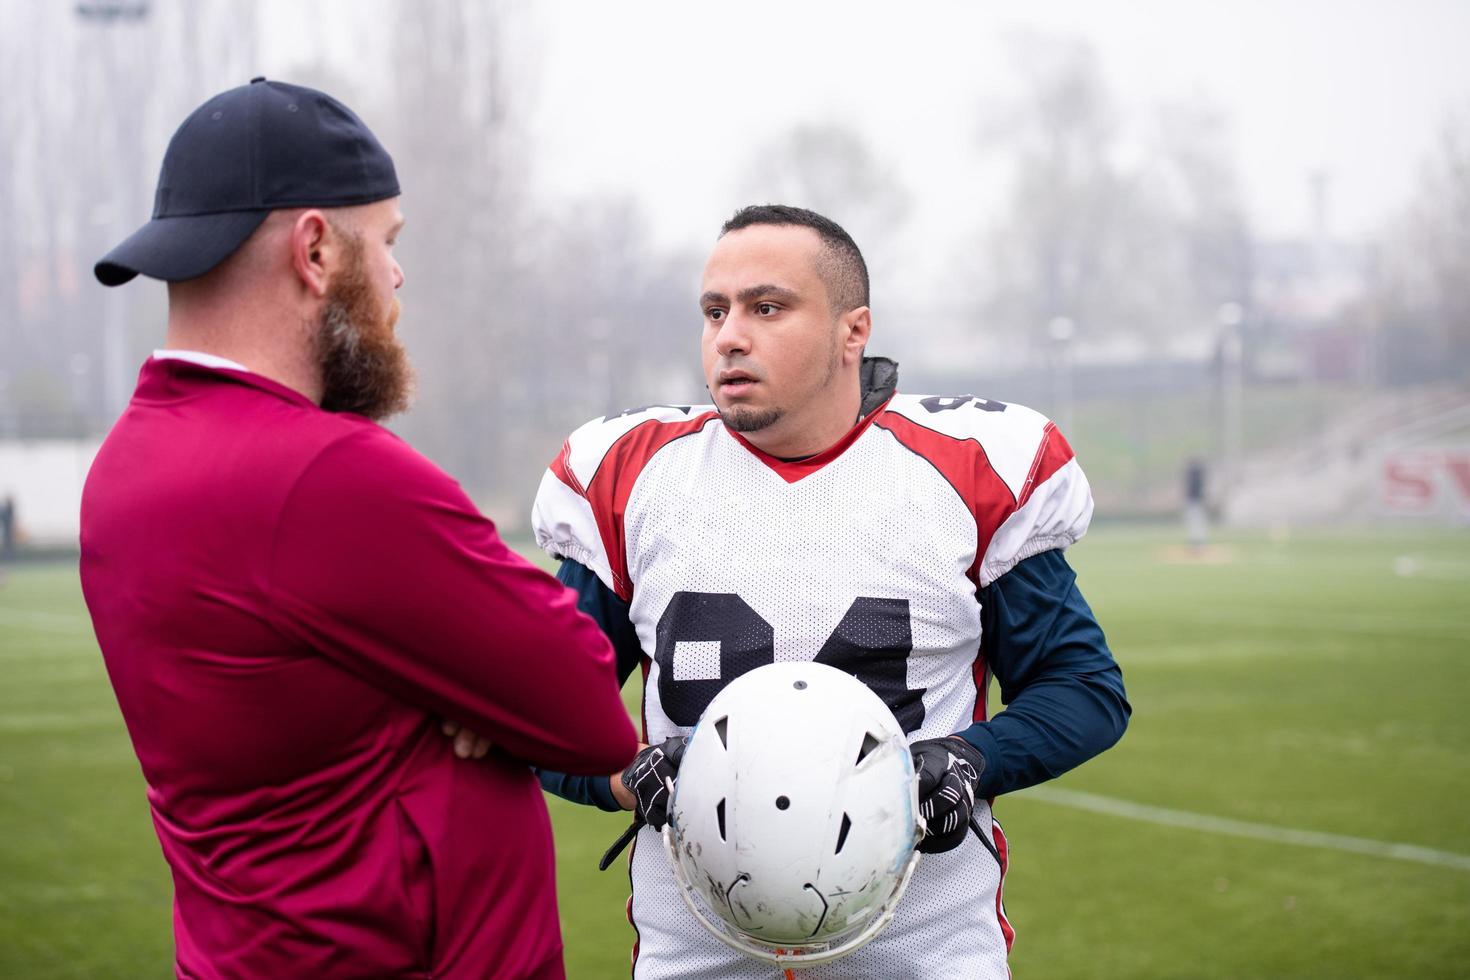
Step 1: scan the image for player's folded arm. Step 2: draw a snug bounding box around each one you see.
[265,429,638,775]
[534,557,646,810]
[957,547,1131,799]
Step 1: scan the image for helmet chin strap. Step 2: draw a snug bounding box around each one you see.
[663,824,923,968]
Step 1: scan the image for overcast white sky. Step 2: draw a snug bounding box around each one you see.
[523,0,1470,251]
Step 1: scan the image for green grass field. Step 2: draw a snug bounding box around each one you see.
[2,527,1468,977]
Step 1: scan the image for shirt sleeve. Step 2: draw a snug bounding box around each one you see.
[955,548,1130,798]
[535,557,645,811]
[266,427,639,776]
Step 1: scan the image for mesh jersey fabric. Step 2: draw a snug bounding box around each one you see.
[532,393,1091,979]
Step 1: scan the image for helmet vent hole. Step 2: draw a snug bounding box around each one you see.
[856,731,882,765]
[775,795,790,810]
[716,798,726,841]
[713,716,729,748]
[793,679,808,690]
[835,813,852,854]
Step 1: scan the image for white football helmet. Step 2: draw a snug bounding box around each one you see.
[663,661,922,968]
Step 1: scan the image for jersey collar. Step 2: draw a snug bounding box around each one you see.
[723,393,896,484]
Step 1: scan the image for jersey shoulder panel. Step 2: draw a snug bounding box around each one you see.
[532,404,718,599]
[553,404,713,493]
[877,393,1092,586]
[882,393,1056,501]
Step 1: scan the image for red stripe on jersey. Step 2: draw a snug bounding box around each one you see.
[872,411,1016,586]
[639,655,651,743]
[1017,422,1075,509]
[580,412,718,601]
[993,818,1014,952]
[548,439,585,495]
[971,652,990,723]
[723,395,893,483]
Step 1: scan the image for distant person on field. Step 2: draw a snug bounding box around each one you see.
[80,77,637,979]
[1,494,14,560]
[1185,457,1209,552]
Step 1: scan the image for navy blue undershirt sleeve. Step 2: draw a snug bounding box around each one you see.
[955,548,1131,799]
[535,558,643,811]
[557,557,645,682]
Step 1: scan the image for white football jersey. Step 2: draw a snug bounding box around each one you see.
[533,393,1092,979]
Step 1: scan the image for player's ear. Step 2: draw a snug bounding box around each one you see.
[840,306,872,365]
[289,209,332,299]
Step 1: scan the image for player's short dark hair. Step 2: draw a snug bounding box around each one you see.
[720,205,870,314]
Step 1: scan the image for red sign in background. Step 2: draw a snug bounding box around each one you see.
[1381,448,1470,517]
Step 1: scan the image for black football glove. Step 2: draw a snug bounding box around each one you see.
[911,736,988,855]
[598,735,688,871]
[622,735,688,830]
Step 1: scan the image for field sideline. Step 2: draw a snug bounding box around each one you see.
[2,527,1468,977]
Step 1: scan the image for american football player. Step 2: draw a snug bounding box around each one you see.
[533,205,1130,978]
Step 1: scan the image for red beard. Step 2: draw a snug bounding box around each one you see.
[315,235,414,421]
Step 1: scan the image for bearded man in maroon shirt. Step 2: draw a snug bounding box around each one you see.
[80,77,638,979]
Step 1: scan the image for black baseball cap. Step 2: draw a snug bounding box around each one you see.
[95,77,399,287]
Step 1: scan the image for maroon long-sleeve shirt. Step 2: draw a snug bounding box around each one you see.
[80,356,638,979]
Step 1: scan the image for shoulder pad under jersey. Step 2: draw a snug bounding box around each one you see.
[879,394,1094,586]
[531,404,718,598]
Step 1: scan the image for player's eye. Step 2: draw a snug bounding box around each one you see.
[755,302,778,316]
[704,308,726,323]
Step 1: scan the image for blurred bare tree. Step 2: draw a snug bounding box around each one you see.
[738,122,911,271]
[0,1,258,435]
[361,0,701,519]
[979,35,1250,359]
[1367,106,1470,383]
[369,0,533,506]
[522,198,705,448]
[1154,97,1254,325]
[470,193,705,515]
[0,1,705,525]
